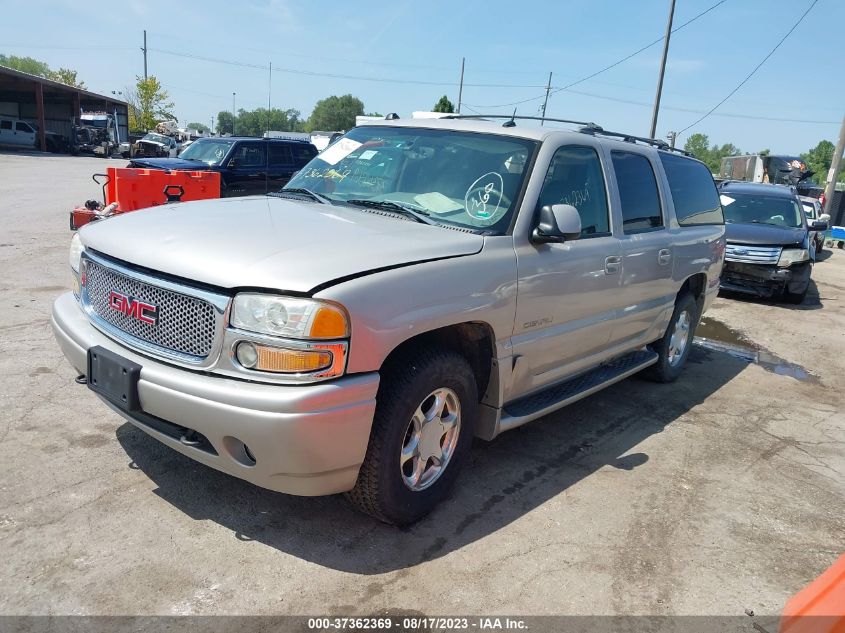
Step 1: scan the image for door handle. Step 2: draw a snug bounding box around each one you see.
[658,249,672,265]
[605,255,621,274]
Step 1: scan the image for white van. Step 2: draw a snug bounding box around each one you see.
[0,117,37,149]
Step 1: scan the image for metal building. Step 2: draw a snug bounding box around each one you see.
[0,66,129,151]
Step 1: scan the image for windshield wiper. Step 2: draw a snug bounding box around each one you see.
[345,199,438,226]
[271,188,334,205]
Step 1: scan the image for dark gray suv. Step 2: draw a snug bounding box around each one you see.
[718,181,828,303]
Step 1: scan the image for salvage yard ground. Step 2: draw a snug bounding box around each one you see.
[0,152,842,616]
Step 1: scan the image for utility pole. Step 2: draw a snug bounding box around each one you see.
[666,131,677,148]
[267,61,272,137]
[142,30,148,79]
[210,117,214,135]
[540,72,553,126]
[823,112,845,216]
[649,0,676,139]
[457,57,465,114]
[232,92,236,135]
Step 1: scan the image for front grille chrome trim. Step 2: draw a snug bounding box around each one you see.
[80,250,230,368]
[724,243,782,264]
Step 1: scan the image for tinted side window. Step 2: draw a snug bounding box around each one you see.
[0,120,11,130]
[292,143,318,163]
[268,144,293,166]
[231,142,266,168]
[536,146,610,237]
[611,151,663,232]
[659,153,723,226]
[16,122,33,133]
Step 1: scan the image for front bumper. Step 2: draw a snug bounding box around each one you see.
[51,292,380,496]
[720,260,811,298]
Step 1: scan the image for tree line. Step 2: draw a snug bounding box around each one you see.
[684,132,844,184]
[0,54,85,89]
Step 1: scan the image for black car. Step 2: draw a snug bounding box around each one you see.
[718,181,828,304]
[128,137,318,197]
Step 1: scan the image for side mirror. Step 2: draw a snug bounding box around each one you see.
[811,220,828,231]
[531,204,582,244]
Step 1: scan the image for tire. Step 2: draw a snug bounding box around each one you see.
[646,291,699,383]
[783,285,807,305]
[347,347,477,525]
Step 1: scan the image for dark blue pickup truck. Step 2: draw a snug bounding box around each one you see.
[128,136,318,197]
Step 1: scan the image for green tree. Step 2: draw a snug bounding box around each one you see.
[306,95,364,132]
[432,95,455,113]
[0,54,86,88]
[217,111,234,135]
[236,107,304,136]
[758,148,770,156]
[133,76,175,132]
[0,54,52,77]
[683,133,710,163]
[50,68,85,89]
[801,140,836,184]
[187,122,210,133]
[683,133,741,173]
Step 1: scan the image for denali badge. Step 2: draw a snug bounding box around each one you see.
[108,291,158,325]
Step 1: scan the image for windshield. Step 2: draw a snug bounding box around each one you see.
[177,139,235,165]
[81,118,107,129]
[284,125,537,234]
[142,133,169,144]
[720,192,804,228]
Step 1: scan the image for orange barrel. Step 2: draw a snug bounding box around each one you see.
[780,552,845,633]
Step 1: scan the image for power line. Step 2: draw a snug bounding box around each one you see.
[678,0,819,134]
[465,0,727,109]
[148,47,550,89]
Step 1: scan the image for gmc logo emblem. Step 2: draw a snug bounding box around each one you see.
[108,291,158,326]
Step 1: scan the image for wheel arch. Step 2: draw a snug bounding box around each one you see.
[379,321,497,402]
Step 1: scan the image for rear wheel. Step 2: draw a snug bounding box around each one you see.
[646,292,698,383]
[347,348,477,525]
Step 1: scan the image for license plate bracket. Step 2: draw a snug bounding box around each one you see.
[87,346,142,412]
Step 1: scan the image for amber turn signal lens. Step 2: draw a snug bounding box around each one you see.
[309,305,349,339]
[253,345,332,373]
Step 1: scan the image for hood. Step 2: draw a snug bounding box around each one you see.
[725,222,805,247]
[79,196,483,293]
[136,139,167,148]
[127,158,202,170]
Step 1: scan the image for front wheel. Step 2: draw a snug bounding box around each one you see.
[347,348,477,525]
[646,292,699,383]
[783,285,808,305]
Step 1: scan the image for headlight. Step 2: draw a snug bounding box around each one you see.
[230,293,349,339]
[778,248,809,267]
[69,233,84,273]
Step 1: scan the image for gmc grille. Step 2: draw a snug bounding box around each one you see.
[84,260,217,359]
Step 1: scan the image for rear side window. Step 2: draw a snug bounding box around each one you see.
[611,151,663,232]
[0,120,11,130]
[292,143,317,163]
[269,144,293,166]
[659,153,723,226]
[536,145,610,237]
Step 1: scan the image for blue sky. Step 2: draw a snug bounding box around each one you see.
[1,0,841,154]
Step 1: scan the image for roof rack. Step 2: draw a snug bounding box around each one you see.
[583,127,692,156]
[441,113,693,156]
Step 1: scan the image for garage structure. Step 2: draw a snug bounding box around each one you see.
[0,66,128,152]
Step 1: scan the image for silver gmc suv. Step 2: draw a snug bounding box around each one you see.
[52,116,726,524]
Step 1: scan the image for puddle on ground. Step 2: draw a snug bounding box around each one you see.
[694,317,818,383]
